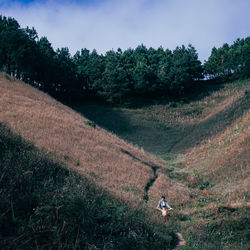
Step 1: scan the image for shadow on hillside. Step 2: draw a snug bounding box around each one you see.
[172,91,250,153]
[70,82,249,155]
[0,123,175,249]
[184,80,224,102]
[71,102,189,155]
[71,103,137,136]
[129,80,226,109]
[71,103,189,154]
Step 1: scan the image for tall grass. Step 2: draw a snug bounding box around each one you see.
[0,74,166,203]
[179,205,250,250]
[0,124,175,249]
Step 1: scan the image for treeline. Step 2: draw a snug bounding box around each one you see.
[204,38,250,80]
[0,15,249,105]
[0,16,80,101]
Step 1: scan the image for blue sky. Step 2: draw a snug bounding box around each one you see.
[0,0,249,62]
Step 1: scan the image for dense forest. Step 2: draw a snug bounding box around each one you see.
[0,15,249,105]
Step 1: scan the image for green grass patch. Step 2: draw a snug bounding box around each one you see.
[179,206,250,249]
[168,171,189,181]
[84,120,97,128]
[207,206,250,245]
[4,74,11,81]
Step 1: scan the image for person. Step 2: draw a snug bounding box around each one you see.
[157,196,173,211]
[156,196,173,225]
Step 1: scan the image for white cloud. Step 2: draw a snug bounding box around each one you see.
[1,0,249,62]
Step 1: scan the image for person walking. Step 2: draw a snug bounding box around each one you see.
[156,196,173,225]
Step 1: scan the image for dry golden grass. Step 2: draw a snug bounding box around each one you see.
[0,73,184,206]
[154,81,249,127]
[184,107,250,203]
[148,173,192,207]
[1,72,249,210]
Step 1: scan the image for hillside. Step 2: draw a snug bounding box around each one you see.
[0,73,184,248]
[72,79,250,201]
[73,79,250,154]
[72,78,250,248]
[0,73,167,202]
[0,73,249,249]
[0,123,176,249]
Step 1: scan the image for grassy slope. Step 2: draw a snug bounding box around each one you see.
[72,78,250,249]
[72,79,250,197]
[0,73,167,203]
[0,124,175,249]
[72,79,250,155]
[0,73,249,248]
[0,73,185,248]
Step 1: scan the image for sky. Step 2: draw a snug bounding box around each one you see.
[0,0,249,62]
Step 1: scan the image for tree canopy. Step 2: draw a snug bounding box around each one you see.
[0,15,249,105]
[204,37,250,80]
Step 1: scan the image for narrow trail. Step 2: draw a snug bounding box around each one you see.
[121,149,186,249]
[120,149,160,202]
[143,166,158,201]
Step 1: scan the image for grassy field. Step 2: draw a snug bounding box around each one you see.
[72,78,250,249]
[1,73,249,249]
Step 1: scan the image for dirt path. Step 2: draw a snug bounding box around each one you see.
[121,149,160,201]
[121,149,186,249]
[173,232,186,250]
[143,166,158,201]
